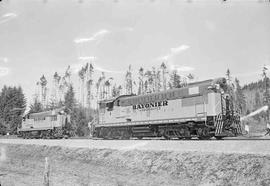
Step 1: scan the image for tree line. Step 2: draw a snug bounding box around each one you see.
[242,66,270,122]
[0,86,26,135]
[2,63,268,136]
[29,62,195,136]
[29,85,93,137]
[34,62,195,111]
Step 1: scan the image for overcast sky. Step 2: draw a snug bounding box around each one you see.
[0,0,269,103]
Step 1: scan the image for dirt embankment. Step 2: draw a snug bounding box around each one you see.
[0,144,270,186]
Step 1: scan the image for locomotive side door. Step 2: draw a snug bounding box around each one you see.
[188,86,205,118]
[195,103,205,117]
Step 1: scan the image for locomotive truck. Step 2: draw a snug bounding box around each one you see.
[91,77,242,140]
[17,108,70,139]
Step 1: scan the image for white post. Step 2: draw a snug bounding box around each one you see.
[43,157,50,186]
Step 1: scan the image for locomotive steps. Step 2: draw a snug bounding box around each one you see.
[0,141,270,185]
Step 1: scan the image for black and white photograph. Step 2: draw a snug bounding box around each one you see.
[0,0,270,185]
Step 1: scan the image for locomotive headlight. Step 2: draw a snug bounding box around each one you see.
[215,84,220,90]
[208,84,219,91]
[208,84,222,93]
[208,85,214,90]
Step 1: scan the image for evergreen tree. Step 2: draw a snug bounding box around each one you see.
[145,70,153,93]
[73,107,89,136]
[262,66,270,105]
[125,65,133,95]
[96,72,106,100]
[254,91,262,121]
[160,62,168,91]
[53,72,61,104]
[262,65,270,122]
[64,85,75,111]
[64,85,76,135]
[226,69,231,82]
[224,69,236,112]
[0,86,26,134]
[234,78,246,113]
[104,78,113,99]
[187,73,194,81]
[169,70,181,89]
[153,67,162,92]
[255,91,261,109]
[86,63,94,109]
[64,85,93,136]
[138,67,144,95]
[11,86,26,133]
[64,65,72,86]
[40,75,48,107]
[78,66,86,106]
[29,98,43,114]
[47,96,58,110]
[112,85,122,98]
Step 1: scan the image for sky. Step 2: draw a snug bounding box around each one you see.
[0,0,270,104]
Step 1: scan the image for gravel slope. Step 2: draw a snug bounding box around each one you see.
[0,143,270,186]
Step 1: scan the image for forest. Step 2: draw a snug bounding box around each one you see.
[0,62,268,136]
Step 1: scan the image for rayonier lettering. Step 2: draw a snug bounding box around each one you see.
[132,100,168,110]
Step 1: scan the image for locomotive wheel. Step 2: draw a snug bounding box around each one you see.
[122,135,130,140]
[163,130,171,140]
[184,128,191,140]
[107,130,113,139]
[42,131,49,139]
[197,127,211,140]
[122,130,131,140]
[47,130,53,139]
[197,128,203,136]
[178,128,185,139]
[41,133,45,139]
[164,135,171,140]
[176,131,183,139]
[116,129,125,139]
[44,131,49,139]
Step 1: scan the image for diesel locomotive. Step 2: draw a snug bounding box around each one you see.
[17,108,70,139]
[91,78,242,140]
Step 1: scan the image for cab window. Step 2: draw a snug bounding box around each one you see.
[106,102,114,111]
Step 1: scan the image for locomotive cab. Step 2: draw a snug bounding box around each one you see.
[209,82,242,137]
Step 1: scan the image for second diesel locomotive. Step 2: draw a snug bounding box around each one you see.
[17,108,71,139]
[92,78,242,140]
